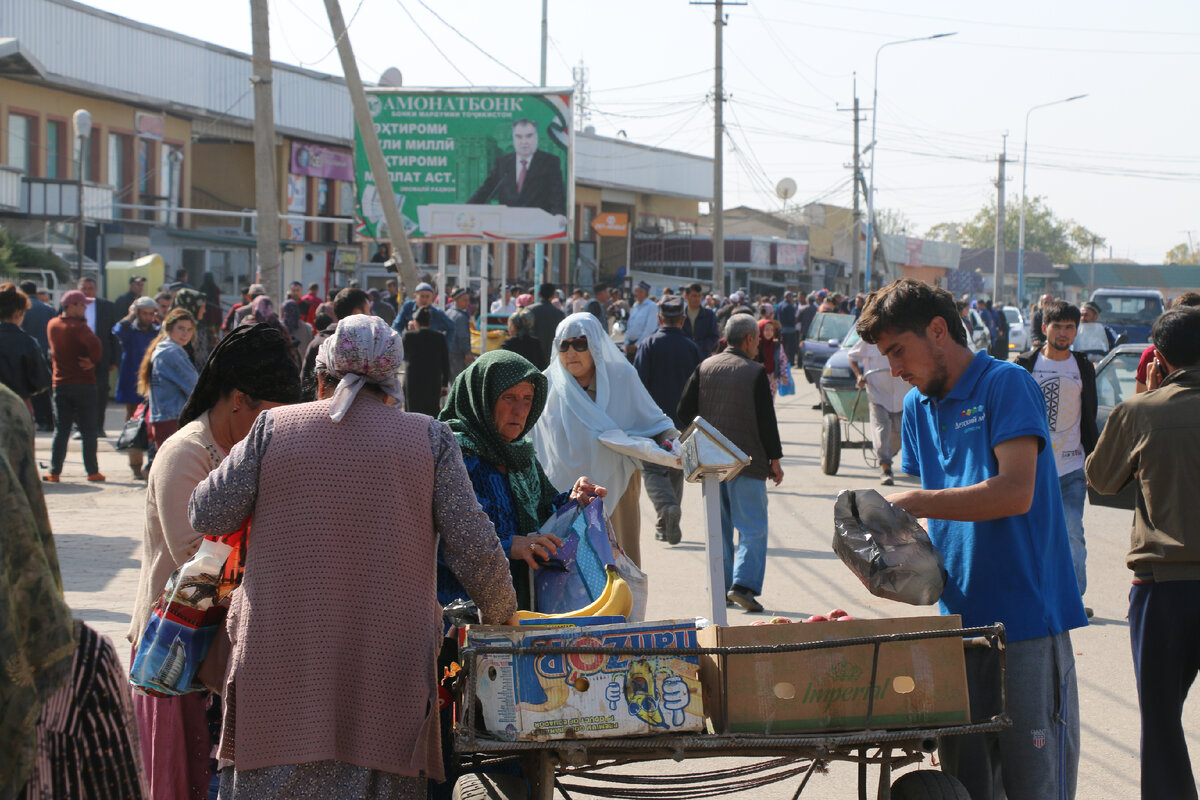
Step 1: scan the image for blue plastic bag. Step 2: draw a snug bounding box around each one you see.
[533,499,614,615]
[778,360,796,396]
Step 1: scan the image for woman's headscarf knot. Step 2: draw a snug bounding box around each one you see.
[315,314,404,421]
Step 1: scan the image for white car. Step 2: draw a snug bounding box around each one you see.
[1003,305,1028,352]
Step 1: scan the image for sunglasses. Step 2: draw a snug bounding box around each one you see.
[558,337,589,353]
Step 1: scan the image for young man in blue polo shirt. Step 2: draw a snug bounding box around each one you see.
[856,279,1088,800]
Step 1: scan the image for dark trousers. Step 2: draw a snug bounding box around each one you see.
[51,384,100,475]
[781,331,800,366]
[1130,581,1200,800]
[95,368,111,434]
[31,389,53,429]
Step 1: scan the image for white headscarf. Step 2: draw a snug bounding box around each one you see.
[315,314,404,422]
[532,313,675,512]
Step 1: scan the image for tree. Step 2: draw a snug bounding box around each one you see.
[1165,242,1199,265]
[925,196,1104,264]
[874,207,916,237]
[0,228,69,280]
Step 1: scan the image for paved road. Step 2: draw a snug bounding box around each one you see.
[39,380,1198,797]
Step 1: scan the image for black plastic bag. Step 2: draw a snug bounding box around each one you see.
[832,488,946,605]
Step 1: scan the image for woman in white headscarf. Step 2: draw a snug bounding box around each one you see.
[189,314,518,799]
[532,312,678,567]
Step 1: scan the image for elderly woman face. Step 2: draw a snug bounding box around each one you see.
[493,380,536,442]
[558,336,595,384]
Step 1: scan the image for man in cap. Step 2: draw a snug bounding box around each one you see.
[634,296,702,544]
[624,280,659,358]
[45,291,104,482]
[445,287,476,381]
[393,281,454,338]
[112,296,160,478]
[1080,301,1118,351]
[114,275,146,316]
[233,283,267,328]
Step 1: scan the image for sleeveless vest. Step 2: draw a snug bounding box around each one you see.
[697,350,770,480]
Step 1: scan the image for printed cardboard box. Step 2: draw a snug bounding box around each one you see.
[464,619,704,741]
[697,615,969,734]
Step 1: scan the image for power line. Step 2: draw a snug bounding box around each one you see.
[589,69,712,94]
[412,0,536,86]
[393,0,473,85]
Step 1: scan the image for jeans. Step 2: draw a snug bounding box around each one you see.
[642,461,684,525]
[719,475,769,595]
[1058,469,1087,596]
[1129,581,1200,800]
[781,331,800,367]
[51,383,100,475]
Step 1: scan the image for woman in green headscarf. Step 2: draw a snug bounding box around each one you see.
[436,350,605,609]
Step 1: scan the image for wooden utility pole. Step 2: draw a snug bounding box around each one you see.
[712,0,725,297]
[849,87,864,293]
[323,0,421,290]
[249,0,281,294]
[993,135,1009,302]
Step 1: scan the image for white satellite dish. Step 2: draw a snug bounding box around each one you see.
[776,177,797,201]
[379,67,404,87]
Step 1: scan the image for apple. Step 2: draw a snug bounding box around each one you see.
[827,608,849,620]
[834,615,856,621]
[804,614,830,623]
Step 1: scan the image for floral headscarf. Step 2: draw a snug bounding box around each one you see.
[280,299,303,333]
[246,295,276,324]
[315,314,404,421]
[171,288,206,320]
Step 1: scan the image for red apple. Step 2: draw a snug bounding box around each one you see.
[804,614,830,623]
[827,608,849,620]
[835,615,856,621]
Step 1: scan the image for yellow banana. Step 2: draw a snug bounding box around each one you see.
[517,568,631,621]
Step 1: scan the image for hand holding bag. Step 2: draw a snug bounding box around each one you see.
[115,402,149,451]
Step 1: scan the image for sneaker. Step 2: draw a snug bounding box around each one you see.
[881,466,895,486]
[86,473,106,482]
[726,586,764,613]
[43,473,60,483]
[131,467,147,481]
[662,505,682,545]
[654,527,667,542]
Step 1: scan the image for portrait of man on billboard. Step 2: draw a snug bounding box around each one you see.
[468,118,567,226]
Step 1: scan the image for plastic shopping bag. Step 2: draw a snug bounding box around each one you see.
[533,499,616,615]
[778,361,796,396]
[832,488,946,606]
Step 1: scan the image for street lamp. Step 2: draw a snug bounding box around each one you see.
[1016,94,1086,305]
[864,32,955,292]
[72,108,92,282]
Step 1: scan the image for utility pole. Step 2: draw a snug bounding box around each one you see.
[249,0,281,294]
[540,0,548,85]
[839,77,865,293]
[992,136,1009,304]
[323,0,420,290]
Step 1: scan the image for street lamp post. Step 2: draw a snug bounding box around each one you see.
[864,32,955,291]
[72,108,92,283]
[1016,94,1086,305]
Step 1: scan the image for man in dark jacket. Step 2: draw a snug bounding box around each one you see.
[585,283,610,329]
[467,118,566,220]
[1014,300,1098,616]
[634,297,702,545]
[529,282,565,364]
[77,277,120,436]
[0,283,51,401]
[774,292,799,368]
[19,280,55,430]
[113,275,146,317]
[681,282,719,357]
[402,307,451,416]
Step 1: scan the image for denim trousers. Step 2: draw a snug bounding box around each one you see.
[719,475,769,595]
[1058,468,1087,596]
[51,383,100,475]
[642,460,684,525]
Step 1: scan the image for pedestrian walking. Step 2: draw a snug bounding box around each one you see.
[114,274,147,318]
[280,298,314,368]
[634,296,701,545]
[402,307,451,416]
[533,312,676,568]
[775,291,800,367]
[0,283,51,405]
[585,283,611,329]
[189,314,518,797]
[112,297,160,478]
[170,287,213,368]
[137,308,199,451]
[624,281,659,358]
[77,276,120,436]
[755,319,790,397]
[500,308,547,370]
[857,279,1086,800]
[19,280,55,431]
[128,323,299,800]
[530,282,566,364]
[446,287,475,381]
[847,335,910,485]
[394,281,454,337]
[1086,306,1200,800]
[681,282,720,357]
[45,290,104,482]
[1015,300,1098,616]
[677,314,784,612]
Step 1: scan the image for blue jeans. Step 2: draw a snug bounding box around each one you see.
[51,383,99,475]
[1058,469,1087,596]
[719,475,769,595]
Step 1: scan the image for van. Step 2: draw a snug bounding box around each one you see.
[1088,289,1164,344]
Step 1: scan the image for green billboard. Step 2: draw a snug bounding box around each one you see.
[354,89,573,243]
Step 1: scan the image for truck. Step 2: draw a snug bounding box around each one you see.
[1088,288,1165,345]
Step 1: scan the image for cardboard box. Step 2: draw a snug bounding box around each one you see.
[697,616,969,734]
[464,619,704,741]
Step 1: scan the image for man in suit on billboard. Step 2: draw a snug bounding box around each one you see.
[468,119,567,227]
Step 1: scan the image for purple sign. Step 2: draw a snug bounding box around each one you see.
[290,141,354,182]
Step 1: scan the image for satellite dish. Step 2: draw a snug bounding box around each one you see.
[776,178,797,201]
[379,67,404,87]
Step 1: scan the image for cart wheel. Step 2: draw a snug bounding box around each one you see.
[821,412,841,475]
[890,770,971,800]
[452,772,530,800]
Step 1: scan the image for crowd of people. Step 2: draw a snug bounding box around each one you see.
[2,267,1198,800]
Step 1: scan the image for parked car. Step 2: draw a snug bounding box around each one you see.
[1003,305,1029,352]
[819,328,861,403]
[1087,342,1145,510]
[1089,288,1164,344]
[801,311,856,384]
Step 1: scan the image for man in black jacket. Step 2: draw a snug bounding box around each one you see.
[1014,300,1098,615]
[77,277,120,436]
[681,282,719,357]
[20,280,55,430]
[468,119,567,226]
[529,282,565,365]
[402,306,451,416]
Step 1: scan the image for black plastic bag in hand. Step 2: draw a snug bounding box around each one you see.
[832,488,946,605]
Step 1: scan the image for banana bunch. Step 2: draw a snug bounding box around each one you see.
[516,568,633,621]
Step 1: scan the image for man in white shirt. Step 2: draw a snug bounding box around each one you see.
[490,284,518,316]
[1015,300,1099,616]
[624,281,659,358]
[847,336,910,484]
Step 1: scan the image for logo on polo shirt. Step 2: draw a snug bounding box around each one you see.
[954,404,987,430]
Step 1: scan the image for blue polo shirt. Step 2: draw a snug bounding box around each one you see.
[901,350,1088,643]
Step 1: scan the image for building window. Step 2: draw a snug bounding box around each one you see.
[160,143,183,224]
[7,113,37,175]
[108,132,133,213]
[659,217,676,234]
[637,214,658,232]
[677,219,697,235]
[46,120,65,179]
[579,204,597,241]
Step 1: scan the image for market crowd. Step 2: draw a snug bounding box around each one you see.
[2,271,1197,800]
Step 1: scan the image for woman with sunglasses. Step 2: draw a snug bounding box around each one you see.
[532,313,677,569]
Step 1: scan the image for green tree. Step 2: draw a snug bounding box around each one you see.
[0,227,68,279]
[874,207,917,237]
[1165,242,1199,265]
[925,196,1104,264]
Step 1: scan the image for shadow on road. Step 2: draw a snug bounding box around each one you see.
[41,482,105,495]
[69,607,132,625]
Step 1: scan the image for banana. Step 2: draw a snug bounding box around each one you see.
[516,568,631,621]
